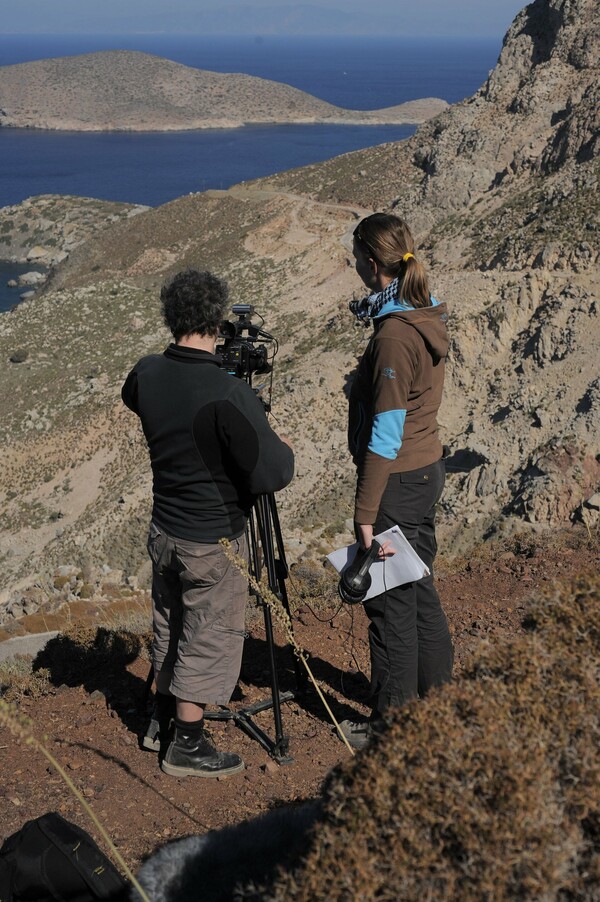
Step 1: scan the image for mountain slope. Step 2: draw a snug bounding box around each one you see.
[258,0,599,234]
[0,0,598,612]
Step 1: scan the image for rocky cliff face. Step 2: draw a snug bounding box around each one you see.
[414,0,600,210]
[419,0,600,541]
[0,0,598,612]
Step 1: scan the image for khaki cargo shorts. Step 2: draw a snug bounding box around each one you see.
[147,522,249,705]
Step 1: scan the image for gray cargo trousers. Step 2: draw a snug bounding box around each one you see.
[147,522,249,705]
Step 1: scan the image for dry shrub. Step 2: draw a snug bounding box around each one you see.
[0,655,52,700]
[266,574,600,901]
[289,560,338,607]
[0,618,152,700]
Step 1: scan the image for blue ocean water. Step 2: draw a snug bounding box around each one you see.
[0,123,417,209]
[0,35,501,310]
[0,261,47,313]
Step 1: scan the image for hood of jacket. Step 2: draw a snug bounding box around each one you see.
[374,299,449,363]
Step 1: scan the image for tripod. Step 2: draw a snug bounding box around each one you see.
[203,492,305,763]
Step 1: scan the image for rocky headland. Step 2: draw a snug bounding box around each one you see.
[0,50,447,131]
[0,0,598,621]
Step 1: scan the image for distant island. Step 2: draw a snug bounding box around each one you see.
[0,50,447,131]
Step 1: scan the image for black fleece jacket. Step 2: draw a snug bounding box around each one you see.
[122,344,294,542]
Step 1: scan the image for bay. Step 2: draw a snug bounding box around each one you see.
[0,35,501,209]
[0,123,417,209]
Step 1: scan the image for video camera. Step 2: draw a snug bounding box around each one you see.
[217,304,277,382]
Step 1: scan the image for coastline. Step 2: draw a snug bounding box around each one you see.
[0,99,447,132]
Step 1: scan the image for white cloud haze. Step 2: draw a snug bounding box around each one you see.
[0,0,527,38]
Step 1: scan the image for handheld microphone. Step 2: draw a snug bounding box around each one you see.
[338,540,382,605]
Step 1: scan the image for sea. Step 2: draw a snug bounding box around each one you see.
[0,34,501,310]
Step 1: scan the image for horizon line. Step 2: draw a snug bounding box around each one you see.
[0,31,506,41]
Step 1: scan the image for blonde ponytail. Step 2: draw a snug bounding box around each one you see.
[353,213,431,308]
[400,255,430,309]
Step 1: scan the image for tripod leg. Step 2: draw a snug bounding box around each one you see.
[205,494,297,763]
[254,494,289,757]
[263,603,289,758]
[266,494,308,694]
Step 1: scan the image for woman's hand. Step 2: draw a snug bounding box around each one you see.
[355,523,395,558]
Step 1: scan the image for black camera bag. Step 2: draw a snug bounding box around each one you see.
[0,812,127,901]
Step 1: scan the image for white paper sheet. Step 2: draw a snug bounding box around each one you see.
[327,525,430,601]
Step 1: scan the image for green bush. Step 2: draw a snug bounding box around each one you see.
[267,574,600,901]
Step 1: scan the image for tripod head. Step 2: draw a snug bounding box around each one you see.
[338,540,381,605]
[217,304,278,412]
[217,305,277,380]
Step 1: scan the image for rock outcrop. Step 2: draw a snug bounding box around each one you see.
[0,195,147,264]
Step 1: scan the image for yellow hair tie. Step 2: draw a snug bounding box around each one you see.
[403,252,415,263]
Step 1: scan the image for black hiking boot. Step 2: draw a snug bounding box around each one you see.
[336,718,373,750]
[141,692,175,752]
[161,719,245,778]
[336,714,386,750]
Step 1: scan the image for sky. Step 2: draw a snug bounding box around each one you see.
[0,0,527,39]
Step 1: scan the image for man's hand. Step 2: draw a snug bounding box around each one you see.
[355,522,395,558]
[278,434,293,450]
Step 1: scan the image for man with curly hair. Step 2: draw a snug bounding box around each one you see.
[122,270,294,778]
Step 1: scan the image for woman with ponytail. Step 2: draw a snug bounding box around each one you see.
[340,212,454,749]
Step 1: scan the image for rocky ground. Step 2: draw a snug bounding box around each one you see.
[0,177,597,609]
[0,195,148,267]
[0,525,597,882]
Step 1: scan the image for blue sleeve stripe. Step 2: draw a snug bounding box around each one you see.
[368,409,406,460]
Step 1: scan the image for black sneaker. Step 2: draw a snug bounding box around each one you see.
[161,721,244,778]
[336,718,373,750]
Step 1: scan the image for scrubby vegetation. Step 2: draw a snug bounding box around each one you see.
[466,160,599,272]
[0,656,52,700]
[267,574,600,900]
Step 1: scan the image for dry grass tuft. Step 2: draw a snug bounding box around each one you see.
[288,560,339,609]
[0,656,52,700]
